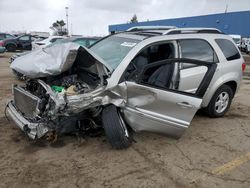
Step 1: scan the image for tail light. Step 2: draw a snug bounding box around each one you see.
[242,62,246,72]
[0,41,4,46]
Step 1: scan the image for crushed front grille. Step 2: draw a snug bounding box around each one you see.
[13,86,41,118]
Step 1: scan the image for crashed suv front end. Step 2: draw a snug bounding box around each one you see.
[7,79,110,139]
[6,42,124,140]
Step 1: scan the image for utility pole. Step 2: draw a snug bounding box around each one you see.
[225,4,228,13]
[225,0,229,13]
[65,6,69,35]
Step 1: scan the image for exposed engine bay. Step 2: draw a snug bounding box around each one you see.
[10,74,105,140]
[7,44,124,140]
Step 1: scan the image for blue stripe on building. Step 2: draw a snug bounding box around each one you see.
[109,11,250,37]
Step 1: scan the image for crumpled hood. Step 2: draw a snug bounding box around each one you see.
[10,42,112,78]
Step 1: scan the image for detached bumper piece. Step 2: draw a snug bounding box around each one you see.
[6,101,48,139]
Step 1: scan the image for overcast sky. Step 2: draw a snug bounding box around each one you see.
[0,0,249,36]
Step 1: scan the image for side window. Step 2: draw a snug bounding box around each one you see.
[19,36,30,41]
[6,34,14,39]
[139,61,209,95]
[215,39,241,61]
[179,39,218,65]
[125,42,175,81]
[31,36,37,41]
[141,62,176,90]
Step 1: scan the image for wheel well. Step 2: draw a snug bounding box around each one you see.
[6,43,16,47]
[224,81,237,96]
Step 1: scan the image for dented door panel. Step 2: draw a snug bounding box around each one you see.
[123,81,202,137]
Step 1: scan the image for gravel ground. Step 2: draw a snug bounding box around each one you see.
[0,52,250,188]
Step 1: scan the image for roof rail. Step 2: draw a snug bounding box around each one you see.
[163,28,223,35]
[127,26,177,32]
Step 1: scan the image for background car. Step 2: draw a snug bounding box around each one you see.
[50,36,101,48]
[1,34,38,52]
[10,36,102,80]
[0,33,15,53]
[32,36,66,50]
[0,32,15,41]
[245,38,250,54]
[229,34,241,48]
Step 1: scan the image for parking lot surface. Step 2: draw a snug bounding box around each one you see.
[0,53,250,188]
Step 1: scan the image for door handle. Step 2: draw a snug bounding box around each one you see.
[176,102,194,108]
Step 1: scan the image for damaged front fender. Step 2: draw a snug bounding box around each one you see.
[27,79,128,116]
[62,81,128,115]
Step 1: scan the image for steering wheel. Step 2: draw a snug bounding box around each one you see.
[125,61,139,80]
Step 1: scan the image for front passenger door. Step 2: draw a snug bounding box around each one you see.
[122,59,217,137]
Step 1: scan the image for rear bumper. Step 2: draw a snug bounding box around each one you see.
[6,101,48,139]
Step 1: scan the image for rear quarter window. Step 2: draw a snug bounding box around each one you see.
[215,39,241,61]
[179,39,218,63]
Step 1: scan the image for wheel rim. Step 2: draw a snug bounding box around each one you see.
[215,92,229,113]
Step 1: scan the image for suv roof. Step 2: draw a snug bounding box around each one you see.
[163,28,222,35]
[109,29,227,46]
[112,27,224,42]
[126,27,222,36]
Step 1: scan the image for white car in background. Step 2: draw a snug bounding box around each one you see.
[241,38,248,51]
[245,38,250,54]
[229,34,241,49]
[32,36,66,50]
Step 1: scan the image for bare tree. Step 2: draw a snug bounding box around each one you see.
[50,20,68,36]
[130,14,138,23]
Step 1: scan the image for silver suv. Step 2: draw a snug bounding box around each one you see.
[7,27,246,149]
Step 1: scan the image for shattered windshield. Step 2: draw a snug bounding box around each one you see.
[90,36,140,70]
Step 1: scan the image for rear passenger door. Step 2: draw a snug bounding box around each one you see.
[178,39,218,93]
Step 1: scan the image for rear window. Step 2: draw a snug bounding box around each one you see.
[179,39,218,69]
[215,39,241,61]
[179,39,218,63]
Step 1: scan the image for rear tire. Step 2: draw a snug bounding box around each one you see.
[205,85,233,118]
[6,44,16,52]
[102,105,132,149]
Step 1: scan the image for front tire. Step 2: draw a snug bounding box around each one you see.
[102,105,132,149]
[205,85,234,118]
